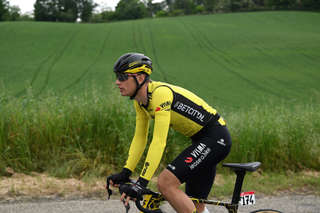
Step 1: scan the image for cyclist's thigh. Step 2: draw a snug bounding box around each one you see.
[185,165,216,199]
[166,126,231,184]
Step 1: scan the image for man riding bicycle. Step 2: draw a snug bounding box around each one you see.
[107,53,232,213]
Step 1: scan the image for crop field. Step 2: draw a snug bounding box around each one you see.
[0,11,320,177]
[1,11,320,109]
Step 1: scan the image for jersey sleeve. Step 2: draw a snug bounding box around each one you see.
[124,101,150,172]
[140,86,174,181]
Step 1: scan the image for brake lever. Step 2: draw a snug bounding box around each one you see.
[107,178,140,213]
[106,175,113,199]
[122,199,131,213]
[119,184,135,213]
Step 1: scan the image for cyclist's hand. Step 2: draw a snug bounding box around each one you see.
[120,177,149,206]
[106,168,132,189]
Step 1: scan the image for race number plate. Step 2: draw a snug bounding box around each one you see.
[240,191,255,206]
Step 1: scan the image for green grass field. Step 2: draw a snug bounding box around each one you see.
[0,11,320,178]
[1,11,320,109]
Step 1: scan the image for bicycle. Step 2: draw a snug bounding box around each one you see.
[107,162,282,213]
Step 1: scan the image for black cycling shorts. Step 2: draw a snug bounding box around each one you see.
[166,121,232,199]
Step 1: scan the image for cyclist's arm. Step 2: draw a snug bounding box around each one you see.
[124,101,150,172]
[140,87,173,181]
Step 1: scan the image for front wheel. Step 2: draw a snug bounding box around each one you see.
[250,210,283,213]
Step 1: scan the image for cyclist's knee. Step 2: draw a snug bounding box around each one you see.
[157,169,180,194]
[157,170,169,193]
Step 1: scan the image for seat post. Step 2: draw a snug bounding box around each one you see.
[231,169,246,205]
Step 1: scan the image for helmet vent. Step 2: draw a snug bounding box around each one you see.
[121,63,128,69]
[130,64,143,70]
[123,54,131,60]
[142,58,152,66]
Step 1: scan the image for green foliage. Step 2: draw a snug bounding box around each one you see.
[17,11,34,21]
[266,0,297,9]
[204,0,215,12]
[0,82,319,178]
[92,0,148,22]
[0,1,21,21]
[1,12,320,110]
[2,0,320,24]
[80,0,96,22]
[155,10,169,17]
[170,9,185,16]
[5,5,20,21]
[1,12,320,178]
[60,0,78,22]
[114,0,148,20]
[0,0,8,21]
[173,0,196,14]
[147,0,165,17]
[194,5,205,13]
[0,81,136,177]
[34,0,97,22]
[300,0,320,11]
[34,0,60,22]
[225,95,320,172]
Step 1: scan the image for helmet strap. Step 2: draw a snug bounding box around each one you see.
[129,75,147,100]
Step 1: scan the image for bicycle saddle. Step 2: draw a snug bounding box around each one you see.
[223,162,261,172]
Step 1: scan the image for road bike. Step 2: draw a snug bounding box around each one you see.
[107,162,282,213]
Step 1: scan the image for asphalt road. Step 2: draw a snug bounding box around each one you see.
[1,195,319,213]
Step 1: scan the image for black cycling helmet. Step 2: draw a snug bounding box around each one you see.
[113,53,152,75]
[113,53,152,100]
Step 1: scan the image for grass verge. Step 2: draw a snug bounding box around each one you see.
[1,169,319,202]
[0,82,319,179]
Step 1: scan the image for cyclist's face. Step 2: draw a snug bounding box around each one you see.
[115,75,137,97]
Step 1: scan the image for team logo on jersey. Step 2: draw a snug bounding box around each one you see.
[217,139,226,146]
[185,157,193,163]
[155,101,171,112]
[160,101,171,108]
[191,143,206,158]
[173,101,205,122]
[168,164,176,170]
[142,162,150,176]
[187,143,212,170]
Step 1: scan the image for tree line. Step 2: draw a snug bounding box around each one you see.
[0,0,32,21]
[0,0,319,23]
[0,0,97,22]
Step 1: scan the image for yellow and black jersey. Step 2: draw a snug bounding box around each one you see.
[124,81,225,181]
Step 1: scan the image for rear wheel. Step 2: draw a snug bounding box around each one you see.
[250,210,282,213]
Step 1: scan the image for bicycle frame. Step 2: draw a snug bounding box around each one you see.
[190,198,238,213]
[188,166,252,213]
[107,162,262,213]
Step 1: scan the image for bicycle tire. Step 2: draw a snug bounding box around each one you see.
[249,209,283,213]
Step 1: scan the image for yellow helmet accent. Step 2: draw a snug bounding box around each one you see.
[124,64,152,75]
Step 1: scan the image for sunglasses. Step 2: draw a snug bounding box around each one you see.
[116,73,139,81]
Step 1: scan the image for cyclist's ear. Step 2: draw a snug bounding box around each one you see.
[137,74,146,84]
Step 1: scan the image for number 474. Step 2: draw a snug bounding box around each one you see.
[240,191,255,206]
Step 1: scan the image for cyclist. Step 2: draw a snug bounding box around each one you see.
[107,53,232,213]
